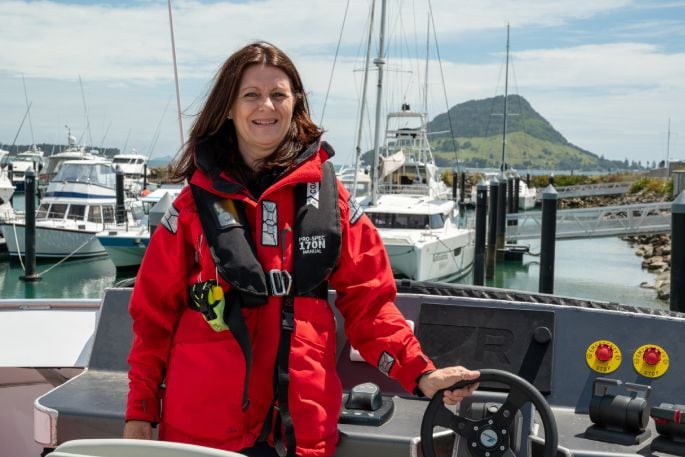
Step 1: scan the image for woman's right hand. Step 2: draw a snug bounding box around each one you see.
[123,420,153,440]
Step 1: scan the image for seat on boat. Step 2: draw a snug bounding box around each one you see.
[46,438,246,457]
[35,288,134,449]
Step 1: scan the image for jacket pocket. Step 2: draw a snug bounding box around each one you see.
[162,338,246,445]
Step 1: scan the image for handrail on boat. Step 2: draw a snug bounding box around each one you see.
[0,298,101,311]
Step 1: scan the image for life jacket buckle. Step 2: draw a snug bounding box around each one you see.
[268,269,292,296]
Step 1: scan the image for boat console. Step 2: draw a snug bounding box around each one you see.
[38,283,685,457]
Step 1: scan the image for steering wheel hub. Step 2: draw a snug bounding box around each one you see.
[478,427,500,448]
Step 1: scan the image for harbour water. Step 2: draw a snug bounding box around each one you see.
[0,194,668,309]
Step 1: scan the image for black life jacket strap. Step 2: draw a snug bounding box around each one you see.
[273,295,297,456]
[227,291,253,411]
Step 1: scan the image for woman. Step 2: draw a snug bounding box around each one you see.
[124,41,479,457]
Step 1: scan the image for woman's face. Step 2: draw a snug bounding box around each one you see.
[230,64,295,170]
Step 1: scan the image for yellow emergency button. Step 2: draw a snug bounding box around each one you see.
[633,344,669,378]
[586,340,622,374]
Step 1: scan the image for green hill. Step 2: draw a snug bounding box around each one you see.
[427,95,626,171]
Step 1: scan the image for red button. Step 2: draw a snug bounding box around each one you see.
[595,344,613,362]
[643,347,661,365]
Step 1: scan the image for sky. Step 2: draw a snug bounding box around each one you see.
[1,0,684,168]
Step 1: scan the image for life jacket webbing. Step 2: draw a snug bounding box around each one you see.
[273,295,296,456]
[227,291,252,411]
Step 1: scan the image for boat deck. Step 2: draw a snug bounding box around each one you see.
[29,284,685,457]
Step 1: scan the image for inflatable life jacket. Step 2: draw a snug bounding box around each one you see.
[189,160,341,456]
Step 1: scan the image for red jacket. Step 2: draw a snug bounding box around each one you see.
[126,142,435,457]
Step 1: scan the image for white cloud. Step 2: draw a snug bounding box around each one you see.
[1,0,683,165]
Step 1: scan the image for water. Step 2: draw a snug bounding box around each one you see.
[1,193,668,309]
[455,237,667,310]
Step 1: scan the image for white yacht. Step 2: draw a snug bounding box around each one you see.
[111,151,151,197]
[5,145,45,191]
[338,165,371,200]
[518,177,538,210]
[363,109,474,282]
[0,160,131,259]
[38,130,108,197]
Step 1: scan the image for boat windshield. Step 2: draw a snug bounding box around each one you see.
[367,212,445,229]
[53,163,116,188]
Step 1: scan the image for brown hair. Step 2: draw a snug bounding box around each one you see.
[169,41,322,183]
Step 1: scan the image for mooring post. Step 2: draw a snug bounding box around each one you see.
[452,170,457,201]
[460,171,466,204]
[671,191,685,312]
[474,180,488,286]
[143,164,148,192]
[513,173,521,217]
[539,184,558,294]
[507,175,515,215]
[115,167,126,226]
[21,168,40,282]
[496,174,507,261]
[486,178,499,280]
[7,163,13,206]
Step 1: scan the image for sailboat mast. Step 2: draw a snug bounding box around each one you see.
[167,0,185,148]
[423,13,430,116]
[352,0,376,199]
[500,23,510,172]
[370,0,387,206]
[666,117,671,170]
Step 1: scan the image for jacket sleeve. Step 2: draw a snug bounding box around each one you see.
[125,194,194,423]
[329,182,435,394]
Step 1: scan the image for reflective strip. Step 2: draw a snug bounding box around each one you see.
[348,197,363,225]
[160,204,179,234]
[261,200,278,246]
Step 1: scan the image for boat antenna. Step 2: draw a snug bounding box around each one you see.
[352,0,376,199]
[79,75,94,147]
[11,102,33,148]
[22,75,35,145]
[370,0,388,207]
[500,23,510,173]
[167,0,185,149]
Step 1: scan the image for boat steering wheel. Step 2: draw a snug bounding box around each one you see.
[420,369,558,457]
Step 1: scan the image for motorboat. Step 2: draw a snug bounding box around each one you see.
[0,160,133,259]
[352,0,474,283]
[4,145,45,192]
[518,176,538,210]
[96,184,184,269]
[0,166,15,214]
[111,151,152,198]
[38,130,109,198]
[363,109,475,282]
[6,281,682,457]
[338,165,371,200]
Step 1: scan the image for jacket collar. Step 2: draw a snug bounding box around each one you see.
[190,139,335,199]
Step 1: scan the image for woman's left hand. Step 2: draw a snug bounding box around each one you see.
[418,366,480,405]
